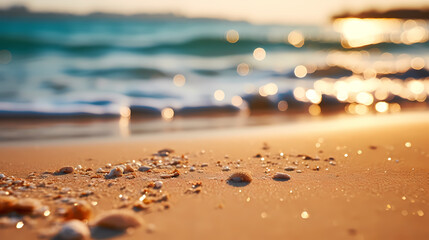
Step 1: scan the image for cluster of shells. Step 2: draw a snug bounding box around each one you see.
[0,144,341,239]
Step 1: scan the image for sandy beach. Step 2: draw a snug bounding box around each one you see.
[0,111,428,239]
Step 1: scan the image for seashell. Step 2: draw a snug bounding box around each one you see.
[227,171,252,183]
[273,172,291,180]
[93,210,144,230]
[124,164,136,173]
[138,166,151,172]
[105,167,124,179]
[0,173,5,179]
[0,196,17,214]
[58,167,74,174]
[14,198,42,214]
[57,220,90,240]
[65,201,92,221]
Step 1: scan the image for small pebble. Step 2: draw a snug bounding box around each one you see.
[273,172,291,180]
[284,166,297,171]
[189,166,196,172]
[138,166,151,172]
[0,196,17,214]
[105,167,124,179]
[124,164,136,173]
[93,210,144,230]
[222,166,230,171]
[65,201,92,221]
[0,173,5,179]
[296,170,302,173]
[227,171,252,183]
[58,167,74,174]
[201,163,208,167]
[14,198,42,214]
[158,148,174,157]
[57,220,90,240]
[154,181,163,189]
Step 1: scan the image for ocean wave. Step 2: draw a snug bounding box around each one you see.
[65,67,170,80]
[3,34,428,59]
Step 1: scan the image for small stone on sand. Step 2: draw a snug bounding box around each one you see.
[58,167,74,174]
[138,166,151,172]
[0,196,17,214]
[14,198,42,214]
[273,172,291,180]
[93,210,144,230]
[228,171,252,183]
[65,201,92,221]
[57,220,90,240]
[284,166,297,171]
[154,181,163,189]
[105,167,124,179]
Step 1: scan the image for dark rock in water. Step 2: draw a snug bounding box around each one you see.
[378,68,429,80]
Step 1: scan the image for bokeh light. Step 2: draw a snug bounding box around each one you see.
[237,63,250,76]
[226,29,239,43]
[161,107,174,120]
[253,47,266,61]
[173,74,186,87]
[294,65,307,78]
[277,100,288,111]
[288,30,305,48]
[214,89,225,101]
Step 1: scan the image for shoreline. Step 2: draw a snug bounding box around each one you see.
[0,110,428,147]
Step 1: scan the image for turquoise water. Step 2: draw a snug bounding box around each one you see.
[0,16,428,119]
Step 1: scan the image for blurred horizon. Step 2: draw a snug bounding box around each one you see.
[0,0,428,25]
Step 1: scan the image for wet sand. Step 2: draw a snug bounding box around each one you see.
[0,112,428,239]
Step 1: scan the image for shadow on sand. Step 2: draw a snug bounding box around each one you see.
[226,180,250,187]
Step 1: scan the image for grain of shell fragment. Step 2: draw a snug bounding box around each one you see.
[105,167,124,179]
[93,210,144,230]
[57,220,90,240]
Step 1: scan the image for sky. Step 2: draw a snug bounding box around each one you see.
[1,0,428,24]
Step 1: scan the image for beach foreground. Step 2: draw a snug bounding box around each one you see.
[0,112,428,239]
